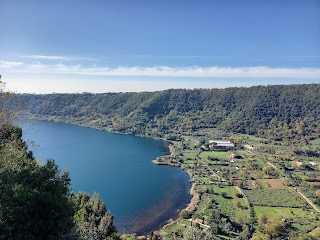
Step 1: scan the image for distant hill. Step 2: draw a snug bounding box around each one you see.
[19,84,320,142]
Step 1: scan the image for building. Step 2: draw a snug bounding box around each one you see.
[208,140,235,150]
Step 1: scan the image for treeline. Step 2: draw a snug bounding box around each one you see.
[0,123,119,239]
[20,84,320,142]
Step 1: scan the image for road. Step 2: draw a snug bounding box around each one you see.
[296,190,320,213]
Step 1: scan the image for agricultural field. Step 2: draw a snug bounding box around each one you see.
[199,151,230,161]
[182,151,198,160]
[257,179,285,189]
[253,206,316,220]
[309,228,320,238]
[159,128,320,239]
[193,185,251,239]
[253,206,319,236]
[243,189,307,208]
[202,185,250,221]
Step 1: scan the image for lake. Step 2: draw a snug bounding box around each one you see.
[19,120,191,234]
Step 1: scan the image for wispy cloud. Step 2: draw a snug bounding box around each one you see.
[21,55,94,61]
[1,59,320,78]
[17,63,320,78]
[134,55,236,59]
[0,60,23,68]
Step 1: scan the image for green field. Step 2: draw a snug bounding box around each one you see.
[160,219,191,238]
[244,189,307,208]
[199,151,230,161]
[310,138,320,146]
[196,185,251,223]
[183,160,196,165]
[182,151,198,160]
[253,206,319,234]
[253,206,313,219]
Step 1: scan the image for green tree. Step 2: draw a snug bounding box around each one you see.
[0,79,23,126]
[183,226,213,240]
[0,125,75,239]
[73,192,119,240]
[179,209,192,219]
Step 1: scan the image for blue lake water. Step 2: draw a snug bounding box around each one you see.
[19,120,191,234]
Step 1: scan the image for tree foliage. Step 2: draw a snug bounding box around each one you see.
[182,226,213,240]
[20,84,320,141]
[72,192,118,240]
[258,215,289,239]
[0,124,75,239]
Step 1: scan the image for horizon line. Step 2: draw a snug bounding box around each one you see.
[13,82,319,95]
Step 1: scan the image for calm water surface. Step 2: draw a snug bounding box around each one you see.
[20,121,191,234]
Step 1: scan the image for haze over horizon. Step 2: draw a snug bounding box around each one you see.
[1,0,319,93]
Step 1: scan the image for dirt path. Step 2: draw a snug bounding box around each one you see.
[267,162,320,213]
[234,186,250,207]
[296,190,320,213]
[198,157,226,182]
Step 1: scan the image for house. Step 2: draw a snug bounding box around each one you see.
[193,218,204,224]
[229,153,236,163]
[191,218,210,228]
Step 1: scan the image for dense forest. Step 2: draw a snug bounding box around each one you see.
[20,84,320,143]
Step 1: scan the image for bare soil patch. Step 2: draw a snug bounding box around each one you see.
[264,179,285,189]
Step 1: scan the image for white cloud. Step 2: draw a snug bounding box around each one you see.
[21,55,93,61]
[0,60,23,68]
[1,58,320,79]
[13,63,320,78]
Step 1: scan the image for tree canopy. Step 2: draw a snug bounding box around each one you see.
[20,84,320,142]
[0,124,74,239]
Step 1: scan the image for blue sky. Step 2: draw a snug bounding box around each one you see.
[0,0,319,93]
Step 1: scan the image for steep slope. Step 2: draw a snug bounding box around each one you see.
[20,84,320,142]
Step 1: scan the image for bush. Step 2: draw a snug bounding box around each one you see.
[236,193,244,198]
[180,209,192,219]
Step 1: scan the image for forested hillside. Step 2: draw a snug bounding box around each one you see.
[20,84,320,142]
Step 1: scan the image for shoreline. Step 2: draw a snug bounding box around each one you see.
[19,115,200,235]
[158,172,199,233]
[152,144,199,233]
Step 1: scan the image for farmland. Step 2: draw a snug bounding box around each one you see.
[243,189,307,208]
[155,127,320,239]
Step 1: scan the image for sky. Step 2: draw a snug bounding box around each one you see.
[0,0,319,93]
